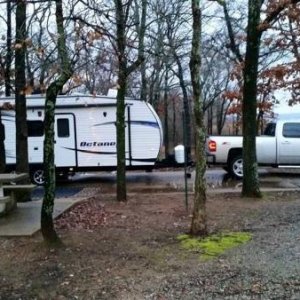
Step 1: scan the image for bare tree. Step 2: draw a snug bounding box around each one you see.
[5,0,12,96]
[211,0,300,197]
[0,0,13,173]
[201,32,232,135]
[15,0,31,203]
[113,0,147,202]
[241,0,262,197]
[41,0,73,245]
[190,0,207,236]
[164,1,192,159]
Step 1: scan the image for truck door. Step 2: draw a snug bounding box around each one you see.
[55,114,77,167]
[278,122,300,165]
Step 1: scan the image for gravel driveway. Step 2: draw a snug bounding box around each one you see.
[144,197,300,300]
[1,190,300,300]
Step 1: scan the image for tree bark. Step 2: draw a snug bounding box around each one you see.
[0,113,5,173]
[189,0,207,236]
[41,83,60,245]
[15,0,29,175]
[217,99,230,135]
[41,0,72,245]
[15,0,31,202]
[116,79,127,201]
[5,0,12,96]
[114,0,146,202]
[173,97,176,146]
[242,0,262,198]
[163,68,169,158]
[115,0,127,202]
[0,0,12,173]
[175,55,192,161]
[135,0,147,102]
[140,62,147,101]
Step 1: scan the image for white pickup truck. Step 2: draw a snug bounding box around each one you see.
[206,119,300,178]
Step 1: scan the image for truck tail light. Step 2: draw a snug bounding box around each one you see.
[208,140,217,152]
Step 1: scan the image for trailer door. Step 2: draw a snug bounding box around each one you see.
[55,114,76,167]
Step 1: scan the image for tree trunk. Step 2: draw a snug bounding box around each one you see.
[136,0,147,102]
[175,55,192,161]
[15,0,29,175]
[114,0,146,202]
[189,0,207,236]
[0,0,11,173]
[217,99,230,135]
[207,105,213,135]
[0,112,5,173]
[114,0,127,202]
[41,83,60,245]
[5,0,12,96]
[172,97,176,146]
[116,66,127,202]
[242,0,262,198]
[163,68,169,159]
[41,0,72,245]
[15,0,31,202]
[140,62,147,101]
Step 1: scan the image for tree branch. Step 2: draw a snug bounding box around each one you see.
[262,0,300,29]
[209,0,243,63]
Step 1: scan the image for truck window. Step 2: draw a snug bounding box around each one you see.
[283,123,300,138]
[57,118,70,138]
[264,123,276,136]
[27,120,44,137]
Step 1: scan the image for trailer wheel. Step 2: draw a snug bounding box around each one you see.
[229,155,243,179]
[31,169,45,185]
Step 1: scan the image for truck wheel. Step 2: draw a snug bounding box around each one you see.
[31,169,45,185]
[229,155,243,179]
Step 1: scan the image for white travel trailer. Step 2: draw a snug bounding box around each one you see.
[0,94,163,184]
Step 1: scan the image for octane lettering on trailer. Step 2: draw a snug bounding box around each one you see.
[80,141,116,147]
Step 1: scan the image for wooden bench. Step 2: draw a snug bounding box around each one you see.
[2,184,36,212]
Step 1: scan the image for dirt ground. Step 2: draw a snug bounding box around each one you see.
[1,188,300,299]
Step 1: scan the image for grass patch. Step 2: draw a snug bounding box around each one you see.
[177,232,252,260]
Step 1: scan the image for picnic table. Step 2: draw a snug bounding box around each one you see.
[0,173,36,216]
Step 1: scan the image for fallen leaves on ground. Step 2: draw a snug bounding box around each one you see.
[54,198,110,230]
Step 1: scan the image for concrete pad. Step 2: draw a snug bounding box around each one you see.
[0,198,85,237]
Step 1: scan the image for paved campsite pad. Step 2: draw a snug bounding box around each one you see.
[0,198,84,236]
[1,190,300,299]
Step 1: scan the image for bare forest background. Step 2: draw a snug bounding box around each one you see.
[0,0,299,243]
[2,1,300,160]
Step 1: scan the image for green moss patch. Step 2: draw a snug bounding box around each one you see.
[177,232,252,260]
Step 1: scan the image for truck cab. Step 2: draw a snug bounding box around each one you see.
[206,119,300,178]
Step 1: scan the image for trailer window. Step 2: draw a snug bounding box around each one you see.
[57,118,70,137]
[283,123,300,138]
[27,121,44,137]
